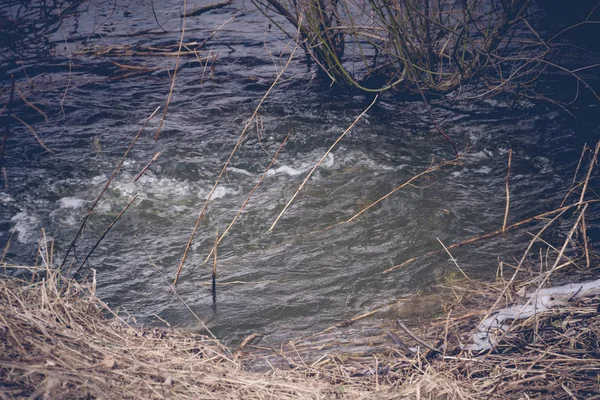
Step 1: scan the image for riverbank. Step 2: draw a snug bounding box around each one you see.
[2,252,599,399]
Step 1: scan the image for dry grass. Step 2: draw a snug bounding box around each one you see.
[2,251,599,399]
[0,266,378,399]
[244,267,600,399]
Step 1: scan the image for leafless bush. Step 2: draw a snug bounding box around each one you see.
[253,0,597,99]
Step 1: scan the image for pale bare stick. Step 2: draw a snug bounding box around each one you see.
[571,144,588,187]
[269,94,379,232]
[578,140,600,208]
[173,38,301,285]
[345,158,456,224]
[436,237,470,280]
[154,0,187,140]
[203,131,291,263]
[581,211,590,268]
[502,148,512,233]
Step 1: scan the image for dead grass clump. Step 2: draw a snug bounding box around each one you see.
[0,268,370,399]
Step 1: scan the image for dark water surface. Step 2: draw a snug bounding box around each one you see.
[1,0,599,344]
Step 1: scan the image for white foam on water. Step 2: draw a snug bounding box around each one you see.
[228,167,254,176]
[197,185,238,200]
[472,166,492,174]
[266,153,335,177]
[0,193,15,204]
[10,211,40,243]
[267,165,304,176]
[59,196,87,209]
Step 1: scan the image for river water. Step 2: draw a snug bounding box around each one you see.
[1,0,599,344]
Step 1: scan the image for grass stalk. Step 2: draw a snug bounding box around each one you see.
[502,148,512,233]
[173,37,301,285]
[268,94,379,232]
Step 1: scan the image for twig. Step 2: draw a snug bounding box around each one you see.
[72,194,139,278]
[384,200,598,273]
[396,320,440,353]
[269,94,379,232]
[16,87,48,120]
[197,14,237,49]
[134,152,161,182]
[59,106,161,270]
[485,204,589,353]
[137,240,232,359]
[578,141,600,208]
[150,0,167,33]
[0,76,15,174]
[11,114,54,154]
[418,87,458,156]
[154,0,188,140]
[581,211,590,268]
[502,148,512,233]
[173,39,301,284]
[344,158,456,225]
[436,237,469,280]
[571,144,588,188]
[212,231,218,305]
[1,231,14,265]
[203,131,291,263]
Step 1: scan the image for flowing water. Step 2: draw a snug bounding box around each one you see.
[1,0,599,344]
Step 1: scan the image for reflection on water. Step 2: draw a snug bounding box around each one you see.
[1,0,599,344]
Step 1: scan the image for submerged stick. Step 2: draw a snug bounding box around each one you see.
[72,194,139,278]
[185,0,233,17]
[502,148,512,233]
[269,95,379,232]
[11,114,54,154]
[138,241,232,359]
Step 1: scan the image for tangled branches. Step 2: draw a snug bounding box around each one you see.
[253,0,598,100]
